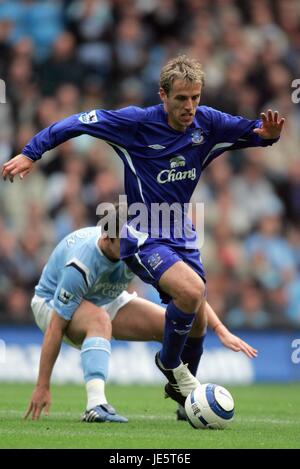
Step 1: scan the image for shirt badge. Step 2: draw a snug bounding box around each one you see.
[78,110,98,124]
[58,288,74,305]
[191,128,204,145]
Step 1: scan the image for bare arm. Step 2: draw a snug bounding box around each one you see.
[206,302,258,359]
[24,312,68,420]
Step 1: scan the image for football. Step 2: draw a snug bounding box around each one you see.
[185,383,234,429]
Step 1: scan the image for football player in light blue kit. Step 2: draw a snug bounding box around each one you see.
[3,55,282,408]
[26,220,134,423]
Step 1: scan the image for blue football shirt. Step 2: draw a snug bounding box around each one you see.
[22,104,279,254]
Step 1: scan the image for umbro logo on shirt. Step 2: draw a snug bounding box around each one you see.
[148,144,166,150]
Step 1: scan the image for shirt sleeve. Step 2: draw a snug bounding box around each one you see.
[22,106,143,161]
[52,265,89,321]
[202,107,280,169]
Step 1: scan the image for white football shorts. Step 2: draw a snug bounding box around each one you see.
[31,291,137,350]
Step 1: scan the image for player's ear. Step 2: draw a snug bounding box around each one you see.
[159,87,167,102]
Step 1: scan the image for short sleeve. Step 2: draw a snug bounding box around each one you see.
[52,266,89,320]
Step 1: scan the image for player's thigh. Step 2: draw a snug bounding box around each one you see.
[159,260,205,301]
[112,297,165,342]
[65,299,111,346]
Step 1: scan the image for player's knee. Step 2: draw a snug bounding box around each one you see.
[87,310,112,339]
[174,280,205,313]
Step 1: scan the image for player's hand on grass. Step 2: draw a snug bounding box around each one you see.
[253,109,285,140]
[214,324,258,358]
[24,386,51,421]
[2,154,34,183]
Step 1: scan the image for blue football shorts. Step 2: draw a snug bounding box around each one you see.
[123,242,206,304]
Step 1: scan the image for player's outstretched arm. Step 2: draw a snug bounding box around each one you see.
[24,312,68,421]
[253,109,285,139]
[205,302,258,358]
[2,154,34,183]
[213,323,258,358]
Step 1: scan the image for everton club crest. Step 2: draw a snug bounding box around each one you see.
[191,128,204,145]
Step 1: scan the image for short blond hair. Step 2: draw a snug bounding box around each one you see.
[160,55,205,95]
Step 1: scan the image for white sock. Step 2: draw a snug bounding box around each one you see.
[86,379,107,410]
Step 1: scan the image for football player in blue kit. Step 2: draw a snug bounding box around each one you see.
[23,207,257,423]
[3,55,283,409]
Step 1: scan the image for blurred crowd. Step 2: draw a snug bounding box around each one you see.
[0,0,300,328]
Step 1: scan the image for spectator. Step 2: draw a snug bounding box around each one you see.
[39,31,83,95]
[226,280,272,329]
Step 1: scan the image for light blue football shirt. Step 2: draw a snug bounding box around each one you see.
[35,227,135,320]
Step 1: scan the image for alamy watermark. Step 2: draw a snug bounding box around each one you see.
[96,195,205,249]
[0,339,6,364]
[291,339,300,364]
[0,79,6,103]
[291,79,300,104]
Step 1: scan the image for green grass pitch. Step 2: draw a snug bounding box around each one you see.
[1,383,300,449]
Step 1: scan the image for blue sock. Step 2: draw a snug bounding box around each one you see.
[80,337,111,382]
[160,301,195,369]
[181,335,205,377]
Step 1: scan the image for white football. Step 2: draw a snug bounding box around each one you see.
[184,383,234,429]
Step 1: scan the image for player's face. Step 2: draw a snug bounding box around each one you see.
[100,235,121,262]
[159,79,202,132]
[109,238,121,261]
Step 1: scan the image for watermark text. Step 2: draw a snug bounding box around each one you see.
[291,79,300,104]
[0,79,6,103]
[291,338,300,364]
[96,196,205,249]
[0,339,6,364]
